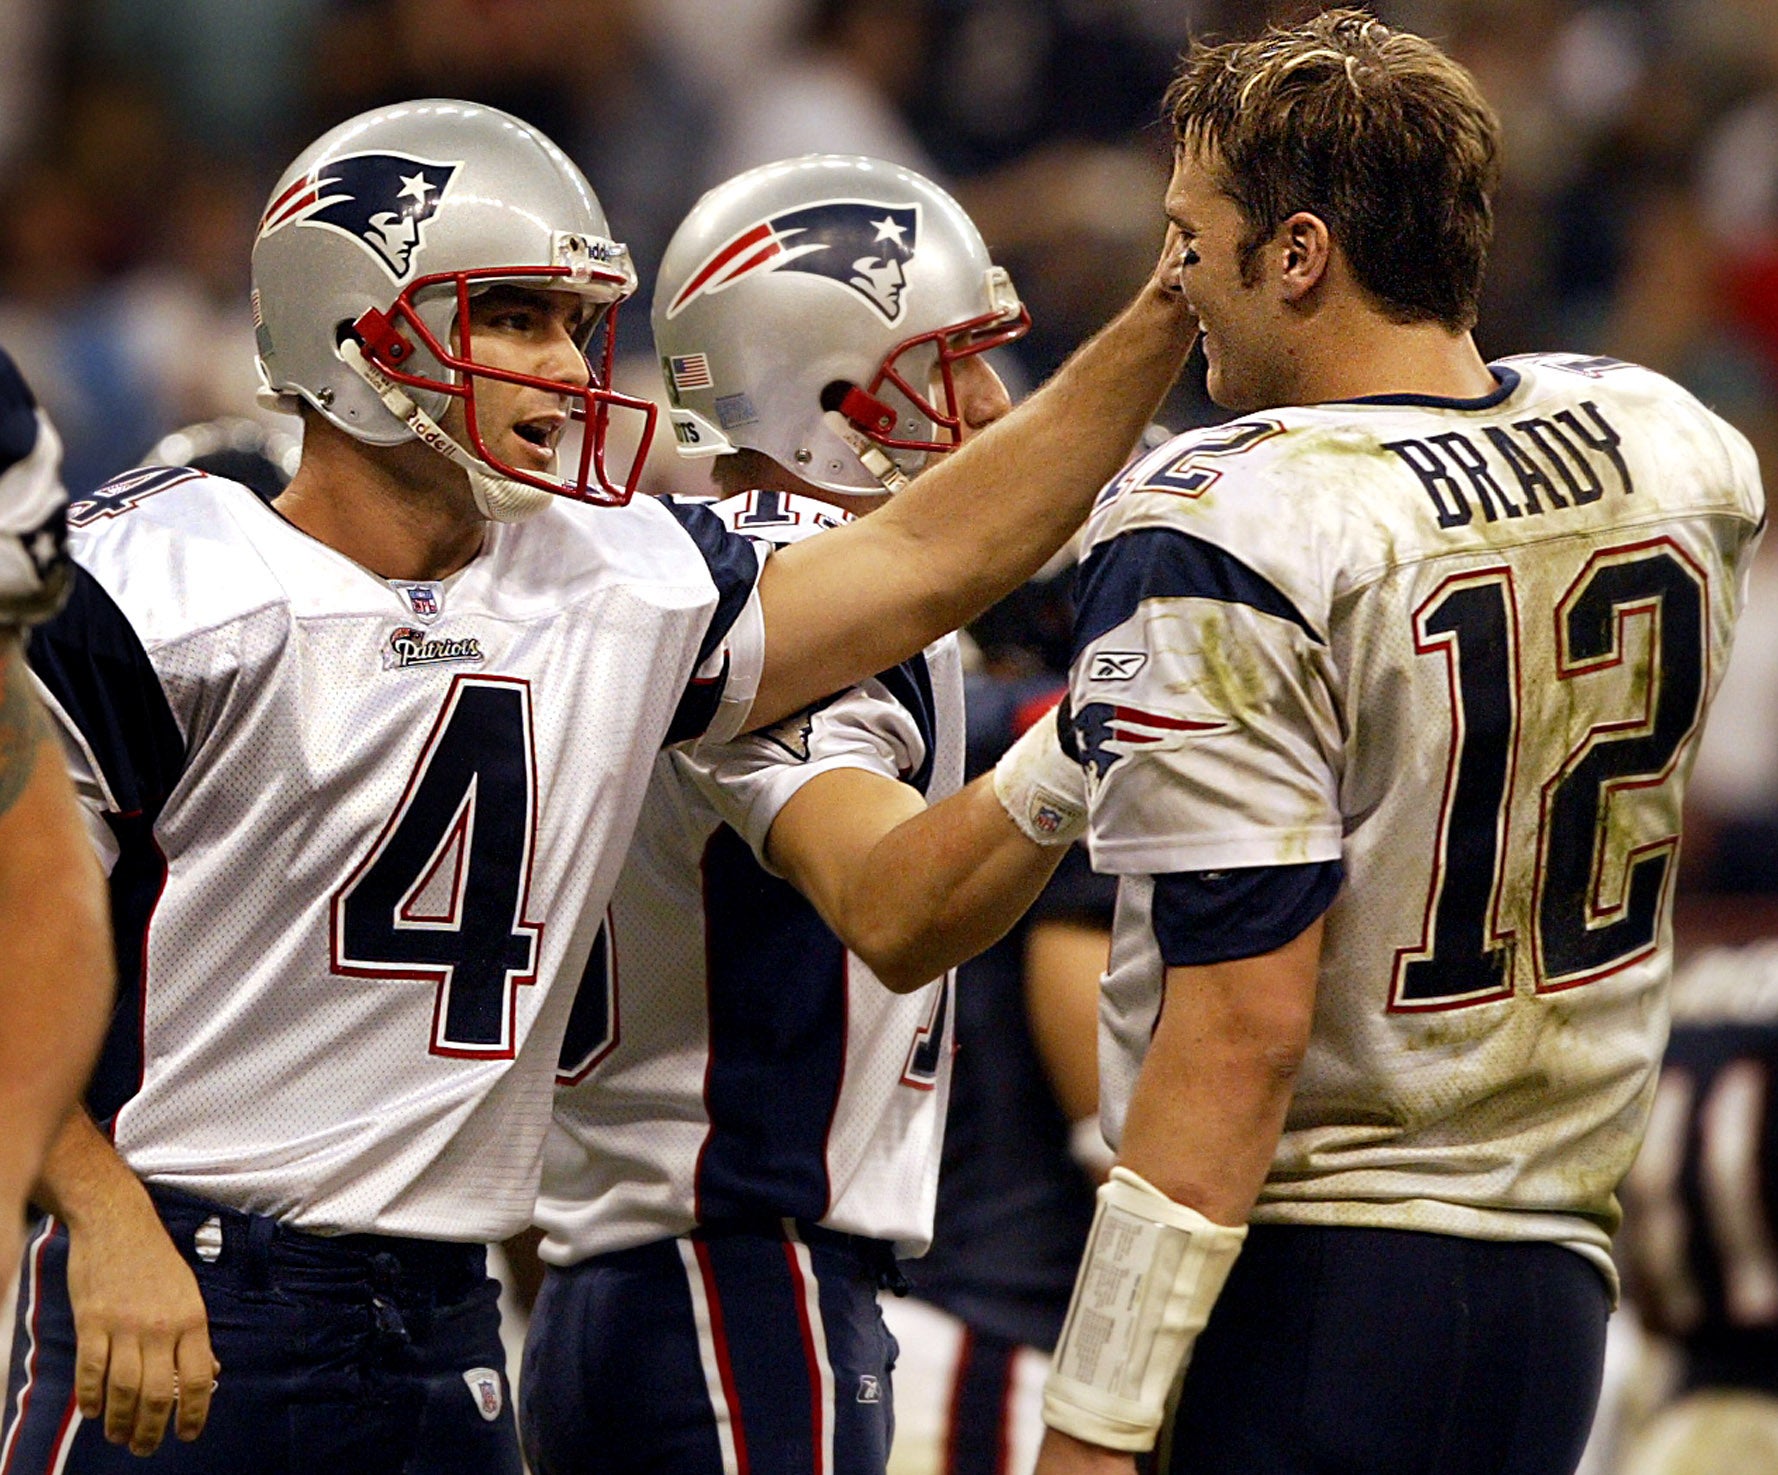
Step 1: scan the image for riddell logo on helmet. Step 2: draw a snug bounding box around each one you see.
[258,152,462,284]
[667,200,921,325]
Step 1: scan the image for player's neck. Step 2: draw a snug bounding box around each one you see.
[275,418,486,582]
[1295,313,1496,407]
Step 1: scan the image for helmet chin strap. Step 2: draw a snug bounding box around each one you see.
[821,409,908,494]
[339,339,557,523]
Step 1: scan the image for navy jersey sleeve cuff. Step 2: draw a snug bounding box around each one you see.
[1151,860,1342,968]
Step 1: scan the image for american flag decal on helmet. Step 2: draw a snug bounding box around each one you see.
[257,151,461,284]
[666,199,921,324]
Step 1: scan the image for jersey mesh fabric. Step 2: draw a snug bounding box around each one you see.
[537,491,964,1263]
[1073,355,1765,1290]
[43,474,764,1240]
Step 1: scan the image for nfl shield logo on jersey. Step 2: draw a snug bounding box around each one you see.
[258,151,460,283]
[391,579,444,623]
[666,200,921,324]
[462,1367,503,1422]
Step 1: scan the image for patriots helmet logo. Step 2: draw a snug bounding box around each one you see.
[258,152,461,283]
[1074,701,1232,780]
[668,200,920,324]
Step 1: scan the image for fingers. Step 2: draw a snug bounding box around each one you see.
[125,1338,178,1458]
[99,1334,142,1447]
[172,1336,220,1443]
[72,1322,111,1421]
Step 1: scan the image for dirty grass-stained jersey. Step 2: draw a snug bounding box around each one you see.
[537,490,963,1264]
[1069,354,1766,1290]
[28,469,764,1241]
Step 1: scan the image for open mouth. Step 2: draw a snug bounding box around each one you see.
[510,415,565,465]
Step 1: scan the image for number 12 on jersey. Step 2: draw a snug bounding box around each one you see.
[1392,540,1707,1011]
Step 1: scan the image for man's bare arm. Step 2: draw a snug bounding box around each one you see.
[0,635,111,1267]
[764,767,1067,992]
[34,1110,219,1454]
[748,255,1194,729]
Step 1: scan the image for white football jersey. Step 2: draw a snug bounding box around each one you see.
[1071,354,1766,1287]
[536,490,963,1264]
[29,469,765,1240]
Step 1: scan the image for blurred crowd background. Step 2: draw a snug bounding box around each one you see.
[3,0,1774,893]
[4,2,1778,1468]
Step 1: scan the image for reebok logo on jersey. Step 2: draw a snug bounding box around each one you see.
[462,1368,503,1422]
[383,627,485,670]
[1074,700,1231,779]
[856,1374,882,1404]
[1088,650,1148,682]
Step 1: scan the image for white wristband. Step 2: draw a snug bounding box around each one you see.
[1042,1167,1246,1451]
[992,708,1087,845]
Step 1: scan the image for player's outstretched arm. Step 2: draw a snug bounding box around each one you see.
[758,703,1088,991]
[32,1110,219,1456]
[746,244,1196,731]
[0,635,111,1278]
[765,769,1064,992]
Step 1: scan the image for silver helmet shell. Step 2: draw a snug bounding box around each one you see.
[252,98,651,507]
[652,155,1026,495]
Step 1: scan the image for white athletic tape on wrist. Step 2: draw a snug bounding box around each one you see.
[1041,1167,1247,1452]
[992,709,1087,845]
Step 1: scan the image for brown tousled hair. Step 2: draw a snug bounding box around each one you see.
[1164,8,1501,331]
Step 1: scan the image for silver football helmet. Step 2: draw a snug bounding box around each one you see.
[652,155,1028,495]
[252,98,655,518]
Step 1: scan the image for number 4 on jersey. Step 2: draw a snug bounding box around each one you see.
[333,675,544,1058]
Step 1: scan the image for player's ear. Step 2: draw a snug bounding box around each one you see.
[1276,211,1331,302]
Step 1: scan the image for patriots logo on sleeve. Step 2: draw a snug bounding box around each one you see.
[257,152,460,283]
[1074,701,1231,780]
[666,200,920,324]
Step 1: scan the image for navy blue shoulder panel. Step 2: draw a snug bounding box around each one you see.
[661,497,763,745]
[1072,526,1321,666]
[1151,860,1342,967]
[0,348,39,471]
[27,563,185,815]
[871,651,938,796]
[26,562,185,1127]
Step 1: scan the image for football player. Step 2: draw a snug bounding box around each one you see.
[3,103,1193,1472]
[1035,13,1767,1475]
[0,348,111,1297]
[521,154,1088,1475]
[1616,936,1778,1474]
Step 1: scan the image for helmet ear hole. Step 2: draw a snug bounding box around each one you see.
[819,381,851,413]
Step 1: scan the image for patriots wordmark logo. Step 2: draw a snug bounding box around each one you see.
[667,200,921,324]
[462,1368,503,1422]
[258,152,461,283]
[1074,701,1231,780]
[383,627,485,670]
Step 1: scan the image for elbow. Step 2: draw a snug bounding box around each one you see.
[846,925,938,994]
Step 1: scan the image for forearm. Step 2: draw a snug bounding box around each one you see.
[834,775,1064,991]
[750,281,1194,728]
[0,652,113,1217]
[1115,922,1323,1227]
[33,1108,156,1234]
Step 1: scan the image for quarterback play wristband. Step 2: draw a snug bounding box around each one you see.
[992,707,1087,845]
[1042,1167,1246,1451]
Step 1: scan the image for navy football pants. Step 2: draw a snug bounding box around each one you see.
[521,1221,899,1475]
[1,1188,519,1474]
[1159,1225,1610,1475]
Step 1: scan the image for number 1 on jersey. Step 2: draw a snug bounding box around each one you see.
[333,675,544,1057]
